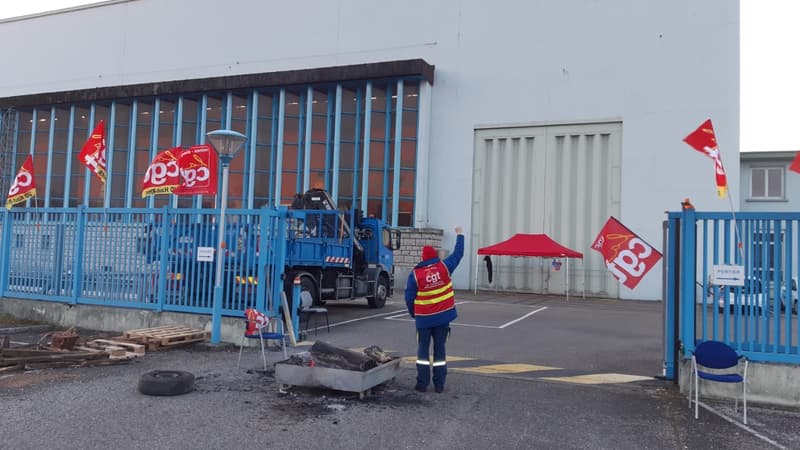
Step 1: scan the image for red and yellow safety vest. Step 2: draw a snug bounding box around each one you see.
[413,261,455,316]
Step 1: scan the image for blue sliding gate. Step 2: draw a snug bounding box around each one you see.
[0,206,292,332]
[665,204,800,380]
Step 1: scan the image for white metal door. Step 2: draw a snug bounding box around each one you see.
[471,122,622,298]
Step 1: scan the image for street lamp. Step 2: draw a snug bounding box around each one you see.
[206,129,247,344]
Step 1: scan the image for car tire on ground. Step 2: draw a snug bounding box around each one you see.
[138,370,195,396]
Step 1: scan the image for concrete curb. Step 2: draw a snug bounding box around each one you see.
[0,324,52,335]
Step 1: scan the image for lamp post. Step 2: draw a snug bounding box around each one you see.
[206,129,247,344]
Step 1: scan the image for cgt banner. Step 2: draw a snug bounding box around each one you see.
[78,121,107,183]
[6,155,37,210]
[142,147,182,198]
[173,144,218,196]
[591,216,662,290]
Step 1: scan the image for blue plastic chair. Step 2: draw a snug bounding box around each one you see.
[236,310,287,372]
[688,340,748,424]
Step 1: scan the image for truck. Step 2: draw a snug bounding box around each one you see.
[143,189,401,310]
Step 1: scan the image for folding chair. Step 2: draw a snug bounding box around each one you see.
[688,340,748,424]
[237,308,288,372]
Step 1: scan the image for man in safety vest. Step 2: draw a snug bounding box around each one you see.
[405,226,464,393]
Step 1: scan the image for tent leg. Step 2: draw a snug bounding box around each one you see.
[474,253,479,295]
[566,259,569,301]
[582,260,586,300]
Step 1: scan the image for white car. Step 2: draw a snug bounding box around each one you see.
[711,277,798,314]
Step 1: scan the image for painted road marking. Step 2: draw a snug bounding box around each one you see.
[402,356,476,364]
[455,363,560,374]
[304,308,409,333]
[540,373,655,385]
[498,306,548,328]
[696,400,785,449]
[385,305,547,329]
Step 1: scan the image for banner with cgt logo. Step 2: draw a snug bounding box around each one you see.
[141,147,182,197]
[141,145,218,198]
[591,217,662,290]
[6,155,37,210]
[172,145,218,196]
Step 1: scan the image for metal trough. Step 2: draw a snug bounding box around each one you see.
[274,358,401,399]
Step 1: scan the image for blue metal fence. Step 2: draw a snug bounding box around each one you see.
[668,206,800,368]
[0,206,289,321]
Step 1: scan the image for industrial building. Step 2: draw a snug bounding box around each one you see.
[0,0,740,300]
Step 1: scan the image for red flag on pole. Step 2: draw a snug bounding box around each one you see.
[141,147,182,198]
[591,216,662,290]
[173,145,218,196]
[6,155,37,210]
[78,120,107,183]
[789,151,800,174]
[683,119,728,198]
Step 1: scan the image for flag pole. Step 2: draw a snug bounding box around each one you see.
[726,187,744,260]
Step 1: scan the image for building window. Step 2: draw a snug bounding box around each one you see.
[751,167,783,200]
[1,76,422,226]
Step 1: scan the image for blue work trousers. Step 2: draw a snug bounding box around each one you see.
[416,324,450,389]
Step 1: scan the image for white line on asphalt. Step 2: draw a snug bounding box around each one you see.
[498,307,548,329]
[385,315,502,329]
[305,301,473,333]
[303,308,411,332]
[696,401,785,450]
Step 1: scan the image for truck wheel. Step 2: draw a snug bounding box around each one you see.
[368,275,389,309]
[138,370,195,396]
[301,276,324,306]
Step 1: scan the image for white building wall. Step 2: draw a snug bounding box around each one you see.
[0,0,740,300]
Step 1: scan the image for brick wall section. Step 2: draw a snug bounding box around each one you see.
[392,228,443,292]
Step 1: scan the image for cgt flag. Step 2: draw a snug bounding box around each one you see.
[683,119,728,198]
[591,217,662,290]
[173,145,218,196]
[6,155,37,210]
[78,120,107,183]
[142,147,182,198]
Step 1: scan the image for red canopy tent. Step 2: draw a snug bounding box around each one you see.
[475,233,584,298]
[477,234,583,258]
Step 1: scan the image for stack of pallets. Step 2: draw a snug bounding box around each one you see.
[122,326,210,351]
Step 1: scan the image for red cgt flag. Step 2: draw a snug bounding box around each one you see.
[683,119,728,198]
[173,145,218,196]
[78,121,107,183]
[6,155,37,210]
[591,217,662,290]
[142,147,182,198]
[789,151,800,174]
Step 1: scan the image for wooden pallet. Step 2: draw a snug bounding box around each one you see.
[81,339,146,359]
[122,326,210,350]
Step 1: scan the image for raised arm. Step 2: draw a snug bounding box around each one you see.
[443,227,465,273]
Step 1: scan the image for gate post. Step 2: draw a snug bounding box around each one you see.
[664,215,682,381]
[679,202,697,358]
[155,206,170,312]
[71,206,87,304]
[254,208,269,314]
[0,210,13,294]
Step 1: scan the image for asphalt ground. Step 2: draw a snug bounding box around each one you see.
[2,291,799,449]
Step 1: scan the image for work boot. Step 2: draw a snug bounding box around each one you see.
[435,385,444,393]
[414,384,427,393]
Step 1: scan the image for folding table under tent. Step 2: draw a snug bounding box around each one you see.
[474,233,584,299]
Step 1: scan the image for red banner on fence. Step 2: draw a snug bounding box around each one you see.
[6,155,37,210]
[173,145,218,196]
[141,147,182,198]
[591,217,662,290]
[78,120,107,183]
